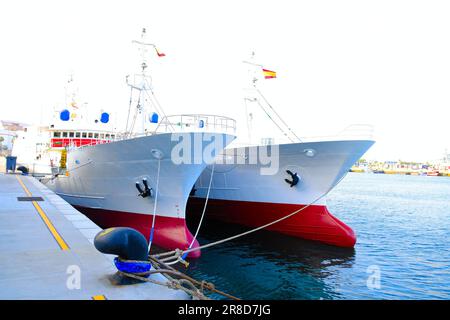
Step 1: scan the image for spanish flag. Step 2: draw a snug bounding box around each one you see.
[262,68,276,79]
[154,47,166,57]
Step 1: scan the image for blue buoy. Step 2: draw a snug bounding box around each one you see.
[60,109,70,121]
[100,112,109,123]
[150,112,159,124]
[199,119,204,128]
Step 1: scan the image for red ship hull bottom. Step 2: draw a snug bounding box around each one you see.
[73,205,201,258]
[186,198,356,248]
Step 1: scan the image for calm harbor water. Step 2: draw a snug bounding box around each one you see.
[184,173,450,300]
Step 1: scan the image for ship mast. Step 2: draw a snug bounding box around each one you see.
[125,28,172,137]
[242,53,301,144]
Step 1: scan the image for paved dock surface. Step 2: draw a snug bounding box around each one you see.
[0,173,188,300]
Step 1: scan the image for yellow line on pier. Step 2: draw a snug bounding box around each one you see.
[16,175,32,197]
[16,176,70,251]
[92,295,107,300]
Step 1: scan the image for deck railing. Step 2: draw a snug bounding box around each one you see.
[298,124,375,142]
[154,114,237,135]
[74,114,236,151]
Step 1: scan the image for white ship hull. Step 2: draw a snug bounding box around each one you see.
[188,139,375,247]
[46,132,234,257]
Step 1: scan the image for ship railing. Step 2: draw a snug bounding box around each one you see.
[226,124,374,148]
[72,136,122,151]
[74,114,237,151]
[76,114,237,144]
[298,124,375,142]
[153,114,237,135]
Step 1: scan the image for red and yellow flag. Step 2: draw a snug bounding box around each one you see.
[154,47,166,57]
[262,68,276,79]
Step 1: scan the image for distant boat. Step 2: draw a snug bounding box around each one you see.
[350,166,365,173]
[427,171,440,176]
[372,169,385,174]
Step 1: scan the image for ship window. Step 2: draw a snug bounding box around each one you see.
[100,133,105,139]
[105,134,110,139]
[88,132,93,138]
[75,132,81,138]
[94,133,99,138]
[62,132,68,138]
[82,132,87,138]
[69,132,75,138]
[53,132,61,138]
[111,134,115,139]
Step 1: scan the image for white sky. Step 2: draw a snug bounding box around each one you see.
[0,0,449,162]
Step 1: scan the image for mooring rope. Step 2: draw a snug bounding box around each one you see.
[148,158,161,254]
[116,256,240,300]
[182,163,216,260]
[118,270,209,300]
[180,192,327,256]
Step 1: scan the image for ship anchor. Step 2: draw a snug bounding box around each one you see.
[284,170,299,187]
[135,178,153,198]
